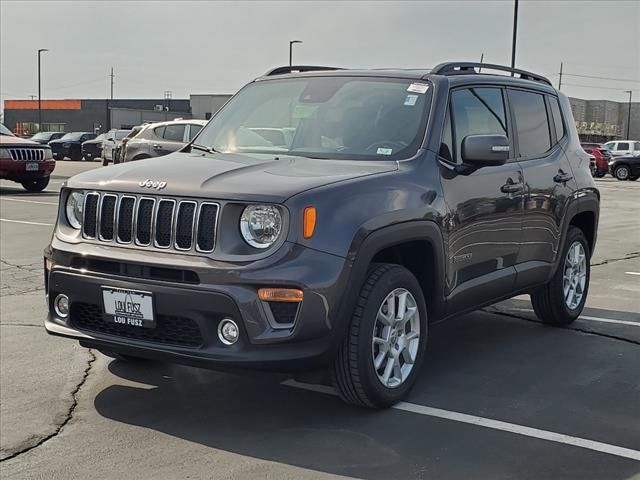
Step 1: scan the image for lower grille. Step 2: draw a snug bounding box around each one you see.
[267,301,299,326]
[70,302,203,348]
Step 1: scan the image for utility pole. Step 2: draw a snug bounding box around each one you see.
[28,95,36,100]
[558,62,563,90]
[289,40,302,66]
[625,90,632,139]
[110,67,114,100]
[37,48,48,133]
[510,0,519,74]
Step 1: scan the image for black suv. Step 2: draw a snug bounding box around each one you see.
[45,63,599,407]
[49,132,97,160]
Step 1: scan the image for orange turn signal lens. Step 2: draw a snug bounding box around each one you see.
[258,288,304,303]
[303,206,316,239]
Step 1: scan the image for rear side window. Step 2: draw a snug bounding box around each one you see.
[450,87,508,163]
[617,142,629,151]
[509,90,551,157]
[153,126,166,138]
[163,124,186,142]
[548,97,565,141]
[188,124,203,141]
[634,142,640,151]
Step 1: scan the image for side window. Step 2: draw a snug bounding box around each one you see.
[163,124,186,142]
[509,89,551,158]
[188,124,203,141]
[634,142,640,151]
[439,107,453,162]
[548,96,565,141]
[616,142,629,151]
[450,87,508,163]
[153,126,166,139]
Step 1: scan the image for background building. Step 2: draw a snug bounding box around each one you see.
[568,97,639,143]
[190,94,233,120]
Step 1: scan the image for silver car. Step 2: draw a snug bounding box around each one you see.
[122,119,206,162]
[101,129,131,165]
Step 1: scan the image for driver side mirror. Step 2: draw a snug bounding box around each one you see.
[461,134,510,167]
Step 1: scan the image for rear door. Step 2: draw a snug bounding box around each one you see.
[510,89,576,288]
[151,124,186,156]
[439,86,524,313]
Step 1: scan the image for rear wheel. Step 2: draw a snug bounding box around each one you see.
[531,226,590,325]
[102,157,109,166]
[614,165,630,180]
[21,177,49,192]
[333,264,427,408]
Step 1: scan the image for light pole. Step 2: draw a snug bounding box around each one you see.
[624,90,632,139]
[37,48,48,133]
[289,40,302,66]
[510,0,518,73]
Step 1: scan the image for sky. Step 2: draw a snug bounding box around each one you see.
[1,0,638,109]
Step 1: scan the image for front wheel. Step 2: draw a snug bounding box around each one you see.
[531,226,590,325]
[614,165,630,180]
[333,264,428,408]
[21,177,49,192]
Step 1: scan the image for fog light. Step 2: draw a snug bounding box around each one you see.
[54,294,70,318]
[218,318,239,345]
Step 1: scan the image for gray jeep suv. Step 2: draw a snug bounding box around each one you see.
[45,63,599,407]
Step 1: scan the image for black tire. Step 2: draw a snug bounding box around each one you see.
[53,154,63,161]
[531,226,590,326]
[595,172,605,178]
[629,175,638,181]
[102,157,109,166]
[614,164,630,180]
[21,177,49,192]
[99,349,145,362]
[71,150,83,161]
[332,264,428,408]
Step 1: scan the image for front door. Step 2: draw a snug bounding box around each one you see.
[439,86,523,314]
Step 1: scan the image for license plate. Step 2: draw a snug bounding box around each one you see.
[26,162,39,171]
[102,287,155,328]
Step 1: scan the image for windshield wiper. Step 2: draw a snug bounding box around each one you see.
[191,144,218,154]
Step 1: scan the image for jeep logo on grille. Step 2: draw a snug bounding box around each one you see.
[138,179,167,190]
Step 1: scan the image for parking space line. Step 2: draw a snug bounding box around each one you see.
[625,272,640,276]
[0,218,54,227]
[282,380,640,461]
[508,307,640,327]
[0,198,58,206]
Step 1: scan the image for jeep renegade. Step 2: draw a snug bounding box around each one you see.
[45,62,599,407]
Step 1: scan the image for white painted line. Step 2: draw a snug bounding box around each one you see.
[508,307,639,327]
[0,198,57,206]
[282,380,640,461]
[624,272,640,276]
[0,218,53,227]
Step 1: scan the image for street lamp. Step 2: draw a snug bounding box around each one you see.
[624,90,632,139]
[37,48,49,133]
[289,40,302,66]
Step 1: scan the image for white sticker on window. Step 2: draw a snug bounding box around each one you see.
[407,83,429,94]
[404,94,418,106]
[377,148,393,155]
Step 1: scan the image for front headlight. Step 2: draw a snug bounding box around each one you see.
[65,191,85,229]
[0,147,10,158]
[240,205,282,249]
[43,148,53,160]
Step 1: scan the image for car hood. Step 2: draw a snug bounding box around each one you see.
[66,151,398,202]
[0,135,42,146]
[50,139,79,145]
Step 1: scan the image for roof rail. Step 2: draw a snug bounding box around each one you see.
[430,62,552,86]
[263,65,343,76]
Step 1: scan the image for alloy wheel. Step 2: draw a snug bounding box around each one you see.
[563,241,587,310]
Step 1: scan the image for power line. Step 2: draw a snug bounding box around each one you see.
[561,73,640,83]
[562,82,636,92]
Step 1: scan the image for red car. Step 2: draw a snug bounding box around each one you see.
[581,143,611,178]
[1,124,56,191]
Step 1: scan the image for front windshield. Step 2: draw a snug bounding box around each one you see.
[60,132,84,141]
[194,76,432,160]
[31,132,50,140]
[0,124,14,136]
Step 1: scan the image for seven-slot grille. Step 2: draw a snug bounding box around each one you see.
[9,148,47,161]
[82,192,219,253]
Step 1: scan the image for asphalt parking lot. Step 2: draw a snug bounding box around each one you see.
[1,161,639,479]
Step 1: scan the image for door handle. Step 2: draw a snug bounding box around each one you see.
[152,144,162,149]
[500,179,522,194]
[554,170,573,183]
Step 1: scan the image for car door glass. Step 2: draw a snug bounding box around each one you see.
[163,124,186,142]
[509,90,551,158]
[188,125,203,141]
[450,87,508,163]
[548,97,565,142]
[153,126,166,139]
[617,142,629,151]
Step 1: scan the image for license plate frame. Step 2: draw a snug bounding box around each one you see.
[101,287,155,329]
[25,162,39,171]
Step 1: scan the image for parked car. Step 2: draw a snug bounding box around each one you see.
[81,133,106,161]
[49,132,97,160]
[122,119,206,162]
[101,129,131,165]
[602,140,640,157]
[581,144,611,177]
[0,123,55,191]
[609,155,640,181]
[110,125,145,165]
[30,131,66,145]
[45,62,599,408]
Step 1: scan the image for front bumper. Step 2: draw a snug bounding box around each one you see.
[0,158,55,181]
[45,239,352,371]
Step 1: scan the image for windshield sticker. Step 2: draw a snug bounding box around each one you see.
[407,83,429,94]
[377,148,393,155]
[404,94,418,106]
[293,104,319,118]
